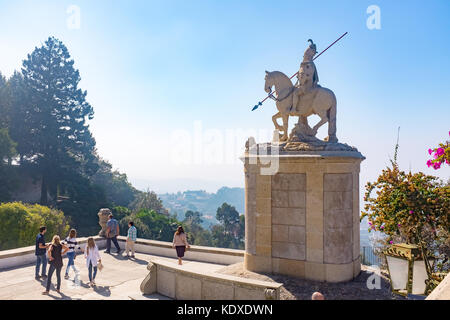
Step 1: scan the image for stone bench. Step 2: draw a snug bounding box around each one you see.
[140,258,283,300]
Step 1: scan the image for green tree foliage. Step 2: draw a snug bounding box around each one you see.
[184,210,203,226]
[211,224,235,248]
[213,203,244,249]
[20,36,97,205]
[0,128,18,201]
[6,72,34,163]
[182,210,212,246]
[0,72,9,129]
[91,158,139,207]
[113,206,132,221]
[0,202,70,250]
[56,173,109,236]
[177,204,245,249]
[0,128,16,161]
[119,209,181,242]
[216,203,240,229]
[129,190,168,215]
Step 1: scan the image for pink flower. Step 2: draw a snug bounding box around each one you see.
[380,225,385,229]
[446,159,449,164]
[409,210,414,214]
[428,148,433,155]
[436,148,445,156]
[427,160,433,167]
[389,240,393,244]
[397,224,401,227]
[433,162,441,170]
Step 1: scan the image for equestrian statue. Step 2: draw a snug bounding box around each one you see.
[264,39,338,143]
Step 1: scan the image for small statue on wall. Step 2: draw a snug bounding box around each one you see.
[98,208,112,237]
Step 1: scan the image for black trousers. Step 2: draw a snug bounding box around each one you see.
[46,264,62,291]
[106,236,120,252]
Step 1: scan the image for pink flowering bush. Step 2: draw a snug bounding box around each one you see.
[362,162,450,272]
[427,131,450,170]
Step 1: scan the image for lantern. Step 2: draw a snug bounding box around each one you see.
[383,243,434,296]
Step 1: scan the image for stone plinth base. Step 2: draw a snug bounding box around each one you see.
[241,149,365,282]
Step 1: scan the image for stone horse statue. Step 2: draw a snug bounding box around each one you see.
[264,70,338,143]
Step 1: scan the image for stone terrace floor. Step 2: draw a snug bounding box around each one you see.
[0,251,225,300]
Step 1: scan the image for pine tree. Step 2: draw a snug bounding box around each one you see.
[21,36,96,204]
[7,71,34,163]
[0,72,8,129]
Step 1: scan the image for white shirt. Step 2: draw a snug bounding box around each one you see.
[84,244,101,267]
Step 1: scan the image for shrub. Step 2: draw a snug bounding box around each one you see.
[0,202,70,250]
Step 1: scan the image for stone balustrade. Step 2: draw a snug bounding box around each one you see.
[0,236,107,270]
[0,236,243,270]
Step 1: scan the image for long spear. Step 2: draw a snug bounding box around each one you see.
[251,32,348,111]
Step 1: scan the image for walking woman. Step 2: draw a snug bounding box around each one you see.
[42,235,69,295]
[63,229,82,279]
[172,226,190,265]
[84,237,101,286]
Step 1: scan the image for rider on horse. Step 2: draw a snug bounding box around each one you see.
[292,40,319,111]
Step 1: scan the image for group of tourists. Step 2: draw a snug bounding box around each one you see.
[35,213,190,295]
[35,226,103,295]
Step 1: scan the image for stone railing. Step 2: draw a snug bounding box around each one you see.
[0,236,244,270]
[0,236,107,270]
[140,257,282,300]
[115,236,244,265]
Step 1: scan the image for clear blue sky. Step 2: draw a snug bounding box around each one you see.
[0,0,449,193]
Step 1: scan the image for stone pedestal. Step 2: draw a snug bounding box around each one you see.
[241,149,365,282]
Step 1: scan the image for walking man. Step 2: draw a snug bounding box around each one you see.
[104,214,121,254]
[125,221,137,258]
[35,226,49,280]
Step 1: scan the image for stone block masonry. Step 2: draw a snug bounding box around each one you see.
[242,151,365,282]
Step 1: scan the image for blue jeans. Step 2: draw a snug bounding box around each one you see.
[65,251,78,275]
[106,236,120,252]
[46,264,61,291]
[35,254,47,277]
[88,261,97,282]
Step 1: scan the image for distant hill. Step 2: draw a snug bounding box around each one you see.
[158,187,244,228]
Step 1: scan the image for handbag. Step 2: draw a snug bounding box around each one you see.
[97,261,104,271]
